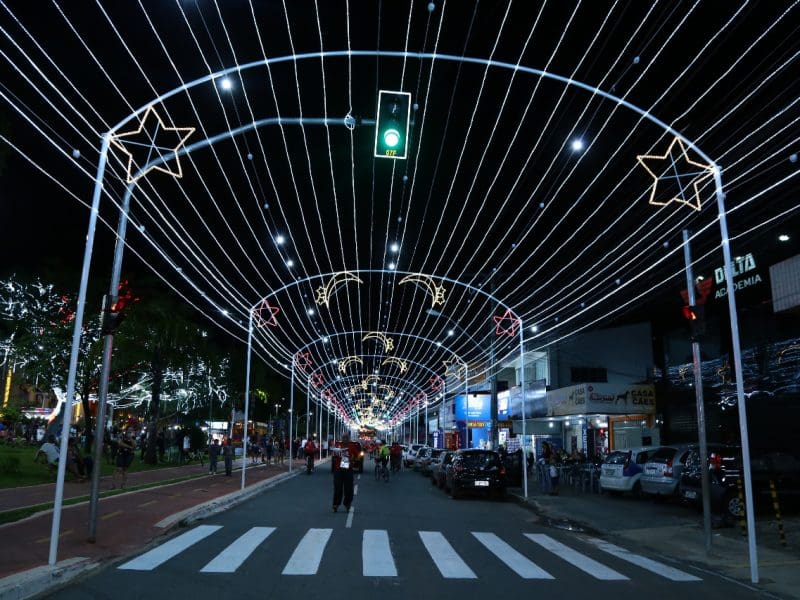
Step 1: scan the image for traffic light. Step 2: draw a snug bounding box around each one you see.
[100,293,125,335]
[374,90,411,159]
[682,304,706,341]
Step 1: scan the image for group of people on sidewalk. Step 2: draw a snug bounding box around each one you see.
[207,438,235,476]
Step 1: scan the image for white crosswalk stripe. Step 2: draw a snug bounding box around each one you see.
[282,528,333,575]
[583,537,701,581]
[118,525,222,571]
[419,531,477,579]
[472,532,554,579]
[200,527,276,573]
[524,533,628,580]
[363,529,397,576]
[115,525,703,584]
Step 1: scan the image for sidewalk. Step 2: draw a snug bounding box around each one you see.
[509,478,800,599]
[0,457,306,599]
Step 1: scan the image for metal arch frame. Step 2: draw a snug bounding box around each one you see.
[57,49,753,582]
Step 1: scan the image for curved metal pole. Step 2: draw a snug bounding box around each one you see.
[241,314,254,491]
[714,169,758,582]
[49,135,110,566]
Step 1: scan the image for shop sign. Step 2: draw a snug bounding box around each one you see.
[467,420,488,428]
[497,420,513,430]
[712,253,763,299]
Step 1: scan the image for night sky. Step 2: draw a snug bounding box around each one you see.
[1,1,798,426]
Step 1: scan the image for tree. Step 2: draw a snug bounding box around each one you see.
[116,284,207,464]
[0,276,105,449]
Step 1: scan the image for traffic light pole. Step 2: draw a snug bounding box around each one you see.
[682,230,712,554]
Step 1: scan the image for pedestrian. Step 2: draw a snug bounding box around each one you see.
[157,430,166,462]
[113,429,135,489]
[548,457,560,496]
[329,433,357,513]
[181,432,191,464]
[34,434,60,472]
[208,438,220,475]
[222,439,234,476]
[266,437,274,464]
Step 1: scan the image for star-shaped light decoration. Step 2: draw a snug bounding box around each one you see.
[443,358,465,377]
[428,375,444,392]
[294,352,312,372]
[310,373,324,389]
[253,300,280,328]
[636,137,715,211]
[110,106,195,184]
[493,309,521,337]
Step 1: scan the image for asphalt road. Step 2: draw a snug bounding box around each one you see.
[50,458,767,600]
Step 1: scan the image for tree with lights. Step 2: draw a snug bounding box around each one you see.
[0,276,107,449]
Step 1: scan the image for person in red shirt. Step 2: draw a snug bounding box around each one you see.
[304,437,317,473]
[330,433,358,512]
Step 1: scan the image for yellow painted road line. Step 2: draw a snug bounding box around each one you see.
[36,529,72,544]
[101,510,123,521]
[138,500,157,508]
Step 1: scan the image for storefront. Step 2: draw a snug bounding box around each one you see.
[529,383,658,458]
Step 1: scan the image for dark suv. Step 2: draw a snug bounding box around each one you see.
[445,449,507,500]
[679,444,800,523]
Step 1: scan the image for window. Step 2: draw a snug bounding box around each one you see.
[570,367,607,383]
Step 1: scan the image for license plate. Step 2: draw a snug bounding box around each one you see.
[474,480,489,487]
[684,489,697,499]
[603,468,614,476]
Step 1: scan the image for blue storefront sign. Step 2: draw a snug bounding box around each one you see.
[454,394,491,448]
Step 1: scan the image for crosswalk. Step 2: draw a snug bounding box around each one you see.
[118,525,701,583]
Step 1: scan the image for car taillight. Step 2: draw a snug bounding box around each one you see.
[664,458,673,477]
[499,466,507,478]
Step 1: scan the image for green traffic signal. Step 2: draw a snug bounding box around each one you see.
[374,90,411,159]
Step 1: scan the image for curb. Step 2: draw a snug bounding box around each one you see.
[0,558,98,600]
[161,469,302,528]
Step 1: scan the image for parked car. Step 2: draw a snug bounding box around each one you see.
[598,446,657,496]
[679,444,800,523]
[445,449,507,499]
[404,444,428,468]
[641,446,692,498]
[414,447,434,472]
[431,451,455,489]
[420,448,445,475]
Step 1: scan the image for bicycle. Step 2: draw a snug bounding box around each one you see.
[374,458,389,482]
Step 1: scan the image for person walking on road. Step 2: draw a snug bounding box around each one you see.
[330,433,357,512]
[222,439,234,476]
[208,438,220,474]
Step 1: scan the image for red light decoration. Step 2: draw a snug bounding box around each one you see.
[253,300,280,328]
[310,373,324,389]
[493,309,521,337]
[428,376,444,392]
[294,352,312,372]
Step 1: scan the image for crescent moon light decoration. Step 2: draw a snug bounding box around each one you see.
[381,357,408,373]
[398,273,446,307]
[362,332,395,352]
[314,271,364,307]
[338,356,364,373]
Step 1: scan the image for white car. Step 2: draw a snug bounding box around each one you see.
[403,444,428,468]
[599,446,657,496]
